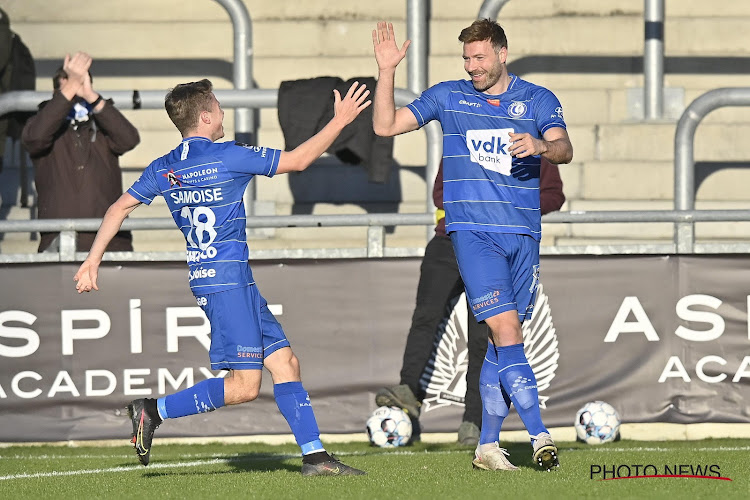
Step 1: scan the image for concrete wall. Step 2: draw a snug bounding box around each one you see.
[2,0,750,251]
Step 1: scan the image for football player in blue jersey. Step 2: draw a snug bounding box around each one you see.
[372,19,573,471]
[74,79,371,476]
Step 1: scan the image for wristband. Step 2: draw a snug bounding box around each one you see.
[90,95,103,109]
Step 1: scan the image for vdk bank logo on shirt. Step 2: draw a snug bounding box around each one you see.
[466,128,514,175]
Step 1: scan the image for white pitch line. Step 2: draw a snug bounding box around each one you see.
[0,449,467,481]
[3,446,747,480]
[561,446,750,453]
[0,458,230,481]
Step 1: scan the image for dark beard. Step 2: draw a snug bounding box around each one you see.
[470,71,500,93]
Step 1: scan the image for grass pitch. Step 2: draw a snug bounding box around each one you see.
[1,438,748,499]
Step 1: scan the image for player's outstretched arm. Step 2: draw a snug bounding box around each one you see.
[74,193,141,293]
[276,81,371,174]
[371,21,419,137]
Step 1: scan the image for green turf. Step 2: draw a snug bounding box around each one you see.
[1,439,748,499]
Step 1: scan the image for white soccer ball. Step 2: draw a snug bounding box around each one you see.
[366,406,413,447]
[574,401,621,445]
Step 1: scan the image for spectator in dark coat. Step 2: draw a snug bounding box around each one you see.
[22,52,139,252]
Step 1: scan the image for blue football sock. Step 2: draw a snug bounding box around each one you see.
[157,377,225,420]
[496,343,548,437]
[479,342,511,445]
[274,382,324,455]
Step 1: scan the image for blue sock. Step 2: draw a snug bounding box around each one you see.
[479,342,511,445]
[274,382,324,455]
[157,377,225,419]
[496,343,548,437]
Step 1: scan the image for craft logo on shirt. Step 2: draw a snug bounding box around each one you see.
[459,99,482,108]
[162,169,182,187]
[466,128,514,175]
[508,101,527,118]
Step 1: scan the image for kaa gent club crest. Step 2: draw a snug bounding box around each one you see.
[419,284,559,411]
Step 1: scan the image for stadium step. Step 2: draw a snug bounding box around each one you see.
[3,1,750,253]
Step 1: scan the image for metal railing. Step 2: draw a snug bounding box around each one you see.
[3,3,748,263]
[479,0,667,121]
[0,87,442,220]
[5,209,750,264]
[673,87,750,253]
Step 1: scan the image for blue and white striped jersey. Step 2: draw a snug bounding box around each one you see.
[128,137,280,295]
[407,74,566,240]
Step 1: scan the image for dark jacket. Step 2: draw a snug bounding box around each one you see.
[278,77,394,184]
[434,157,565,237]
[22,92,140,252]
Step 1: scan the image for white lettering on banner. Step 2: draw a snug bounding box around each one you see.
[0,367,227,400]
[658,356,691,382]
[0,310,39,357]
[86,370,117,397]
[124,368,152,396]
[604,296,660,342]
[61,309,111,355]
[158,367,193,393]
[606,294,732,343]
[658,355,750,383]
[166,307,211,353]
[466,128,513,175]
[48,371,80,397]
[130,299,142,354]
[675,294,724,342]
[1,302,283,361]
[734,357,750,382]
[696,355,727,383]
[12,371,42,399]
[605,294,750,384]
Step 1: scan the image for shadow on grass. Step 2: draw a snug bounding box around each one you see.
[404,440,553,472]
[137,452,304,477]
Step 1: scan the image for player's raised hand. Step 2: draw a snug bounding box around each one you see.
[372,22,411,71]
[332,81,371,126]
[74,260,100,294]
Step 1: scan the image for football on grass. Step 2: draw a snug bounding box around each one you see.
[366,406,412,447]
[575,400,621,444]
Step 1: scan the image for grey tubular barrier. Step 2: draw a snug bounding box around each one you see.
[212,0,257,216]
[0,87,443,254]
[477,0,512,20]
[6,209,750,263]
[0,88,442,219]
[0,89,443,219]
[644,0,665,121]
[212,0,255,143]
[673,87,750,253]
[407,0,429,95]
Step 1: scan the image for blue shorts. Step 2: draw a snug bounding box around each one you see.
[196,285,290,370]
[451,230,539,323]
